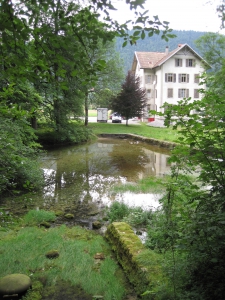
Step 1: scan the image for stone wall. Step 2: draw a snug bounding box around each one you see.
[105,222,167,298]
[98,134,177,149]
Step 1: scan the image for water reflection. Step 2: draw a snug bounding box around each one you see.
[39,137,170,212]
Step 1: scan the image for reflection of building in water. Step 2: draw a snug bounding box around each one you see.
[140,148,171,178]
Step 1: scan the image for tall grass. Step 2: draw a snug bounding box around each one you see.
[112,176,168,194]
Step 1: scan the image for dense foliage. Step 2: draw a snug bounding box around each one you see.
[147,74,225,298]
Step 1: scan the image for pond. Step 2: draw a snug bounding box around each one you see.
[1,137,171,226]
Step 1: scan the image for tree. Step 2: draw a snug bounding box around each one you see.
[195,32,225,73]
[149,77,225,298]
[87,40,125,110]
[110,71,147,125]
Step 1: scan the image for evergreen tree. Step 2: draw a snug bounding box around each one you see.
[110,71,147,125]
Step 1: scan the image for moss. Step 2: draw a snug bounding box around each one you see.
[22,280,43,300]
[105,222,168,298]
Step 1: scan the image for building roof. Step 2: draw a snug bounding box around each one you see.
[132,43,210,70]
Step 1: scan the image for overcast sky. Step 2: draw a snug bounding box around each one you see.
[109,0,224,33]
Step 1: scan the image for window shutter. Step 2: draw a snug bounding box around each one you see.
[186,59,188,67]
[173,74,176,82]
[187,74,189,83]
[186,89,189,97]
[194,74,199,83]
[179,74,181,83]
[194,89,199,98]
[145,75,148,84]
[165,74,168,82]
[178,89,181,97]
[168,88,173,98]
[154,75,157,84]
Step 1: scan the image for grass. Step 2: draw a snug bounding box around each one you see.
[112,176,169,194]
[88,122,180,143]
[0,213,128,300]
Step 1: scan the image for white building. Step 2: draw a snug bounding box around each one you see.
[131,43,209,121]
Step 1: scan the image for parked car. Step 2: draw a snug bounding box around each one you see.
[112,113,122,123]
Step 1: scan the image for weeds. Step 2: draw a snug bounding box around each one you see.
[107,201,153,228]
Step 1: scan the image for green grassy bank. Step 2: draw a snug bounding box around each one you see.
[88,122,179,143]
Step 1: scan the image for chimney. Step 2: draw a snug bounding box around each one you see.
[165,46,169,55]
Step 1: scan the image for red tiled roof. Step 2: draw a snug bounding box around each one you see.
[134,43,208,69]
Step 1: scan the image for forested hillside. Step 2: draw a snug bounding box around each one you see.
[116,30,207,73]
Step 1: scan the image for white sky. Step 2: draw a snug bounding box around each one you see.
[109,0,224,33]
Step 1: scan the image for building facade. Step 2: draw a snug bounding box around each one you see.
[131,44,209,121]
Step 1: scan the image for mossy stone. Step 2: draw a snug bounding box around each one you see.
[92,221,102,229]
[64,213,74,219]
[0,273,31,296]
[40,221,51,228]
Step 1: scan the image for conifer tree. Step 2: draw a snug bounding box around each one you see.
[110,71,147,125]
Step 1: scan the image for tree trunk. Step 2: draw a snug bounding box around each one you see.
[85,92,88,126]
[31,116,37,129]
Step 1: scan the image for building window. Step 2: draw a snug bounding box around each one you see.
[179,74,189,83]
[175,59,182,67]
[178,89,189,98]
[194,89,199,98]
[165,73,176,82]
[194,74,200,83]
[167,88,173,98]
[147,89,151,98]
[145,74,157,84]
[186,59,196,67]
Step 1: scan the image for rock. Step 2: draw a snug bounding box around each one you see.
[92,221,102,229]
[64,213,74,219]
[45,250,59,259]
[54,210,64,216]
[94,253,105,260]
[0,273,32,296]
[40,221,51,228]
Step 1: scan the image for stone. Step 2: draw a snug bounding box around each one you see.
[64,213,74,219]
[40,221,51,228]
[92,221,102,229]
[0,273,32,296]
[94,253,105,260]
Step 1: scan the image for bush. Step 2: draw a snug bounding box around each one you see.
[36,122,92,146]
[0,108,44,194]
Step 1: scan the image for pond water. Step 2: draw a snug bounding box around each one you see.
[1,137,171,225]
